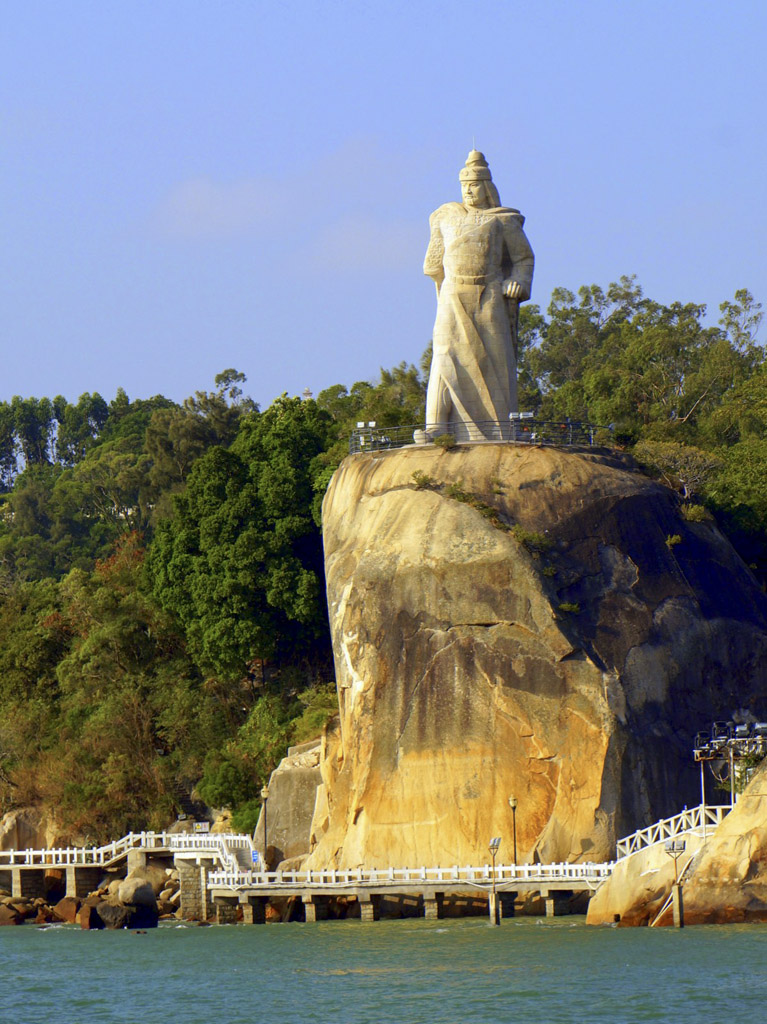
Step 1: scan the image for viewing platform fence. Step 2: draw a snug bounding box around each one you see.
[615,803,730,859]
[349,420,611,455]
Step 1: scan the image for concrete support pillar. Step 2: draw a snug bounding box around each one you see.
[488,891,501,925]
[176,857,215,921]
[240,896,267,925]
[544,891,571,917]
[214,896,238,925]
[359,894,380,922]
[11,868,45,899]
[423,893,444,920]
[499,892,517,919]
[303,894,328,922]
[65,866,103,899]
[127,849,147,873]
[672,884,685,928]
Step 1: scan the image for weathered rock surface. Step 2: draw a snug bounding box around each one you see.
[589,763,767,926]
[118,876,158,908]
[255,741,323,867]
[307,444,767,869]
[671,764,767,925]
[586,830,708,926]
[0,903,24,925]
[0,807,65,852]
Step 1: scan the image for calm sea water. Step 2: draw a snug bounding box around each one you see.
[3,917,766,1024]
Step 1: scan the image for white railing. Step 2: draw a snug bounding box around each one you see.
[167,833,254,873]
[0,831,254,871]
[207,860,615,891]
[616,803,729,858]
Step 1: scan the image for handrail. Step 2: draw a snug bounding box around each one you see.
[0,831,254,871]
[206,861,615,890]
[616,804,729,859]
[349,420,611,455]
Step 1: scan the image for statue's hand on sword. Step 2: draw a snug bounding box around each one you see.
[503,278,527,301]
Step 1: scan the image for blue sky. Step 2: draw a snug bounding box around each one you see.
[3,0,766,409]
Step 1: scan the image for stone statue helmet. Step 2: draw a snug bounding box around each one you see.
[459,150,501,209]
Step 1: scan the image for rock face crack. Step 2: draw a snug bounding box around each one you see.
[446,621,505,629]
[393,637,459,751]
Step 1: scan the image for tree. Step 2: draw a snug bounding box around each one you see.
[10,396,55,466]
[633,440,723,499]
[148,396,334,681]
[52,393,109,466]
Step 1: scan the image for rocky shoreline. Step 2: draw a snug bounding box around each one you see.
[0,864,183,929]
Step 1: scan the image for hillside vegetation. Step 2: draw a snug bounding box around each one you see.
[1,279,765,840]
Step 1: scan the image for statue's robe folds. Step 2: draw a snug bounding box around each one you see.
[424,202,534,440]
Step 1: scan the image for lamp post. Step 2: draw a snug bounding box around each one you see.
[260,784,269,868]
[665,839,686,928]
[508,796,518,865]
[488,836,501,926]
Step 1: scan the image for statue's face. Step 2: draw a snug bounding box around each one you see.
[461,179,490,209]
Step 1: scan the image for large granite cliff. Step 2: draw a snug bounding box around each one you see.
[306,444,767,869]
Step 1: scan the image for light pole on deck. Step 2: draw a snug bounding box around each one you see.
[508,796,518,865]
[261,784,269,868]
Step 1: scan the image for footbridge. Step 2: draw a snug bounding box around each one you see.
[0,802,731,923]
[0,831,253,913]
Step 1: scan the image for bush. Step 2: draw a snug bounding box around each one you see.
[510,524,553,553]
[681,503,712,523]
[290,683,339,745]
[433,433,457,449]
[411,470,434,490]
[557,602,580,614]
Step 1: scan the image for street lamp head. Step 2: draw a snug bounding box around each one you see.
[489,837,501,854]
[508,796,518,811]
[260,785,269,801]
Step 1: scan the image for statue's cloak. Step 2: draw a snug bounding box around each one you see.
[424,202,534,440]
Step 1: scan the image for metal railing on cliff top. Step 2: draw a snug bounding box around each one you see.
[349,420,611,455]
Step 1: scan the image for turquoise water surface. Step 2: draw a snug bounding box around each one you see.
[3,916,767,1024]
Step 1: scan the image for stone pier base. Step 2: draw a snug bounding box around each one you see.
[423,893,444,920]
[176,857,215,921]
[214,896,238,925]
[65,866,103,899]
[359,895,380,922]
[544,891,572,917]
[11,868,46,899]
[240,896,267,924]
[303,894,328,922]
